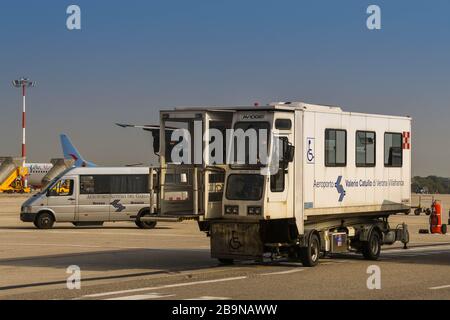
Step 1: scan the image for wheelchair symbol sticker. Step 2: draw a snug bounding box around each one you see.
[306,138,315,164]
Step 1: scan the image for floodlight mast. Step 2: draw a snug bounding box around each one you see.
[12,77,36,188]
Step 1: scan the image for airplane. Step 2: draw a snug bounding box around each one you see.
[25,163,53,187]
[60,134,96,167]
[24,134,96,187]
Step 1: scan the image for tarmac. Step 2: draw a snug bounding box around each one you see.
[0,193,449,300]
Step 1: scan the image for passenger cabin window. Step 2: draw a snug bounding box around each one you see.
[384,133,403,167]
[325,129,347,167]
[80,175,149,194]
[356,131,376,167]
[80,175,110,194]
[48,179,74,197]
[111,175,148,194]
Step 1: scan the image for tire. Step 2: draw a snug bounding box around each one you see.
[135,220,157,229]
[414,208,421,216]
[34,212,55,229]
[135,210,157,229]
[442,224,447,235]
[362,231,381,260]
[218,258,234,265]
[299,233,320,267]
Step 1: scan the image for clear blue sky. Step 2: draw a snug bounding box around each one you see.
[0,1,449,175]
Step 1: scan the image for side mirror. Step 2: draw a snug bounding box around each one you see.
[282,139,295,163]
[150,130,160,155]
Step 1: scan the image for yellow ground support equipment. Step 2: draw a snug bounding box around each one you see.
[0,158,31,193]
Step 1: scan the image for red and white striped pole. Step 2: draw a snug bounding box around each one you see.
[22,84,26,169]
[12,78,35,189]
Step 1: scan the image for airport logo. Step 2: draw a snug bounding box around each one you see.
[335,176,346,202]
[110,199,126,212]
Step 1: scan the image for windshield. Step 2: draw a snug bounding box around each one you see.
[230,122,270,168]
[226,174,264,201]
[39,168,72,195]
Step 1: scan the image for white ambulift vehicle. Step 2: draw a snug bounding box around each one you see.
[144,101,411,266]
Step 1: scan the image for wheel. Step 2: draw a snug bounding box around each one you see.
[135,220,157,229]
[362,231,381,260]
[218,258,234,265]
[34,212,55,229]
[442,224,447,235]
[414,208,421,216]
[135,210,157,229]
[299,233,320,267]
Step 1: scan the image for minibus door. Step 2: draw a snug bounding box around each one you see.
[46,176,77,222]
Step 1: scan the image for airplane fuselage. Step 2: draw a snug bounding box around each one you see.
[25,163,53,187]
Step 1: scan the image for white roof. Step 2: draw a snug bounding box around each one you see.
[64,167,149,176]
[161,101,410,120]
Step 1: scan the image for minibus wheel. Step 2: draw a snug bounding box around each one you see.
[135,210,157,229]
[34,212,55,229]
[136,220,157,229]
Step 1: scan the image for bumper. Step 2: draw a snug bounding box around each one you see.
[210,221,263,260]
[20,212,36,222]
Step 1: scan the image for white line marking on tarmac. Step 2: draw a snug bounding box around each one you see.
[0,242,209,251]
[106,292,175,300]
[259,269,304,276]
[429,284,450,290]
[81,276,248,299]
[0,229,201,238]
[384,245,450,254]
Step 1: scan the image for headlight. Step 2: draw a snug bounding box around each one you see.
[22,206,31,213]
[225,205,239,215]
[247,206,262,215]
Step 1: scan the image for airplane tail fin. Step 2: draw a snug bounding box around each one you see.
[60,134,96,167]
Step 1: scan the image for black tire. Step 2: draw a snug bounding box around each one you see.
[218,258,234,265]
[135,220,157,229]
[299,233,320,267]
[135,210,157,229]
[34,212,55,229]
[442,224,447,235]
[362,231,381,260]
[414,208,421,216]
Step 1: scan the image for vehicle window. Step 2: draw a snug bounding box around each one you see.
[231,122,270,168]
[48,179,74,197]
[325,129,347,167]
[270,169,285,192]
[110,175,149,194]
[275,119,292,130]
[356,131,376,167]
[80,175,110,194]
[226,174,264,200]
[384,133,403,167]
